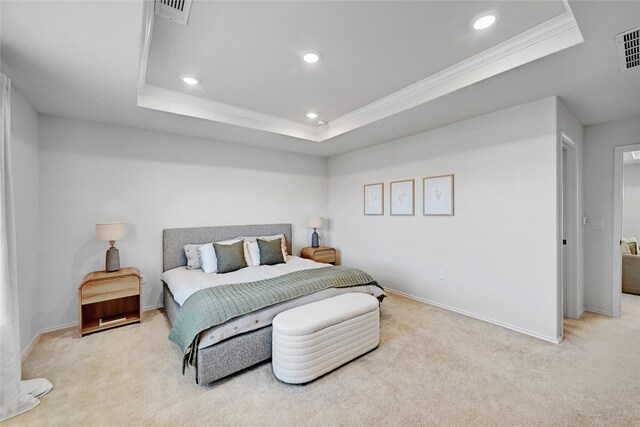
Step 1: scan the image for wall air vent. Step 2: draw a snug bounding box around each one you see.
[155,0,193,25]
[616,27,639,71]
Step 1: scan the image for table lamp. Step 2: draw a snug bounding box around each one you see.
[96,223,125,272]
[308,217,323,248]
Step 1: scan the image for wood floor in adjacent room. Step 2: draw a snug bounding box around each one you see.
[9,293,640,426]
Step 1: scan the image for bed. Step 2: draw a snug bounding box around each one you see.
[161,223,385,384]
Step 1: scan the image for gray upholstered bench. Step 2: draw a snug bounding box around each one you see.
[272,293,380,384]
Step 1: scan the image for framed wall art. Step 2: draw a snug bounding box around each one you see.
[363,183,384,215]
[423,174,454,216]
[390,179,415,216]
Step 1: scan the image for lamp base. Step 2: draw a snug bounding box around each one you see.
[311,230,319,248]
[105,246,120,272]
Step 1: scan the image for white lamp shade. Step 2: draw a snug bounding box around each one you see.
[308,217,323,229]
[96,223,126,241]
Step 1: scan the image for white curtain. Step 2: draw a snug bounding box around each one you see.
[0,73,51,422]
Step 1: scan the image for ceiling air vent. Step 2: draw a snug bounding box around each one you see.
[155,0,193,25]
[616,27,639,71]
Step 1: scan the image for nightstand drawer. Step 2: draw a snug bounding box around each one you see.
[301,246,338,265]
[313,249,336,263]
[81,276,139,305]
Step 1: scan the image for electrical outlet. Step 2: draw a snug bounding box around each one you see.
[591,219,605,229]
[439,271,445,280]
[140,274,146,284]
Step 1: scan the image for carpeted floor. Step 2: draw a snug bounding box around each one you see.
[7,292,640,426]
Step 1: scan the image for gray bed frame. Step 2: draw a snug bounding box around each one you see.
[162,223,292,384]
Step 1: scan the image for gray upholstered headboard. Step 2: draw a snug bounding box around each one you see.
[162,223,292,272]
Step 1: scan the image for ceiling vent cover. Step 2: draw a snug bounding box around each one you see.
[616,27,639,71]
[155,0,193,25]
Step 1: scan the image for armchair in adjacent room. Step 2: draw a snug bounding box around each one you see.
[622,238,640,295]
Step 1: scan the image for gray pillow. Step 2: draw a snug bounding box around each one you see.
[257,238,285,265]
[622,238,638,255]
[183,244,203,270]
[213,241,247,273]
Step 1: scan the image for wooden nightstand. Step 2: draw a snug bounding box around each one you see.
[300,247,337,265]
[78,267,141,336]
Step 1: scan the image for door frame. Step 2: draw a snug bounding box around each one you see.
[612,143,640,317]
[559,133,580,327]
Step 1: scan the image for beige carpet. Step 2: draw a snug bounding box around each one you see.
[6,293,640,426]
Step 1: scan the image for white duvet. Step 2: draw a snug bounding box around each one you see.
[162,255,330,306]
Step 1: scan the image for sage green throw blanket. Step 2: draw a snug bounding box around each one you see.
[169,266,381,372]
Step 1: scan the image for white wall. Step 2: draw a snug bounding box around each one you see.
[328,97,561,342]
[10,87,41,352]
[623,163,640,238]
[584,115,640,314]
[38,115,328,330]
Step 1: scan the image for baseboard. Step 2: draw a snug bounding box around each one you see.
[584,307,613,316]
[385,288,561,344]
[21,304,164,361]
[40,320,78,334]
[20,332,42,363]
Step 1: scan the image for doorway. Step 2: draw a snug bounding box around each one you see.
[612,143,640,317]
[562,148,570,317]
[559,134,580,338]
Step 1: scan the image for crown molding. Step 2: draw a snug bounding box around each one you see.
[138,83,321,141]
[137,2,583,143]
[138,1,154,94]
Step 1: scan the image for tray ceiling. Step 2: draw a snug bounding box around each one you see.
[139,1,582,142]
[9,1,632,157]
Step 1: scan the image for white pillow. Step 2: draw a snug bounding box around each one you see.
[246,241,261,266]
[198,244,217,273]
[242,234,288,260]
[242,241,252,267]
[193,238,242,273]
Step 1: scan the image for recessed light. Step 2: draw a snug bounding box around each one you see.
[471,11,500,31]
[302,51,321,64]
[306,112,318,119]
[317,121,327,126]
[181,76,199,85]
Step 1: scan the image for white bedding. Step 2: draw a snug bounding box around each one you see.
[162,256,385,349]
[162,255,330,306]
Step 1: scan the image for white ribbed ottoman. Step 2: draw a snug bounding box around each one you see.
[272,293,380,384]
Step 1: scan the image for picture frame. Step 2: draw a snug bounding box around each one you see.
[390,179,415,216]
[423,174,454,216]
[363,183,384,215]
